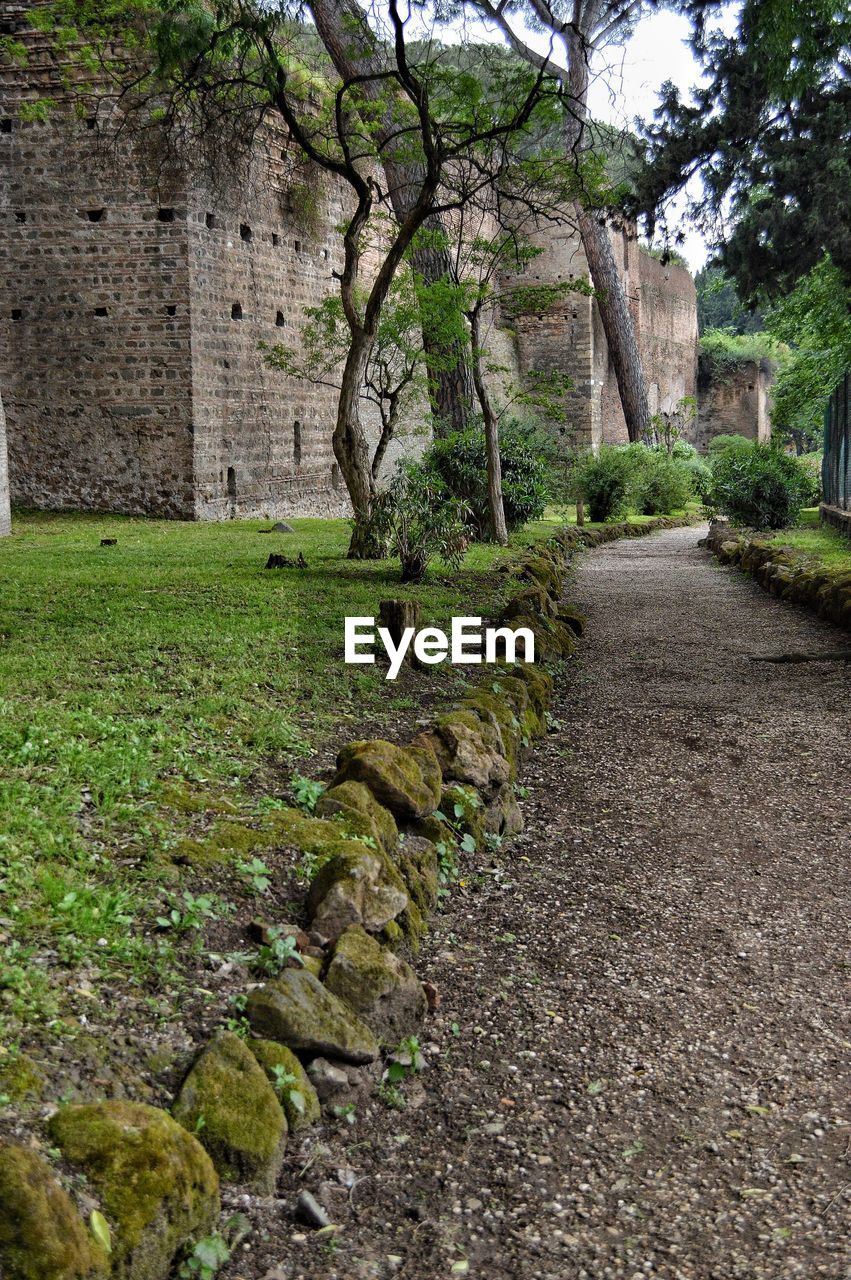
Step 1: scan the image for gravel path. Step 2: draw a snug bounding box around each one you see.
[240,525,851,1280]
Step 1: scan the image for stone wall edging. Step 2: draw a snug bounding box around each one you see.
[703,520,851,633]
[0,513,699,1280]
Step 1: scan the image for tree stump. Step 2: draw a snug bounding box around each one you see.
[575,498,585,527]
[378,599,423,670]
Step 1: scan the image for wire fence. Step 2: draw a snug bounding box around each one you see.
[823,372,851,511]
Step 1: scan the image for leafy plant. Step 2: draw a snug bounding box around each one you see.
[706,441,811,530]
[369,462,470,583]
[237,857,272,895]
[422,421,550,538]
[631,448,694,515]
[255,926,305,975]
[385,1035,425,1083]
[270,1064,307,1116]
[290,773,323,813]
[156,892,228,933]
[572,446,635,522]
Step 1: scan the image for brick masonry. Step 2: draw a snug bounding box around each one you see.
[694,358,774,451]
[1,2,703,521]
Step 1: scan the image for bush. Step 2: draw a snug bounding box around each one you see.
[632,449,694,515]
[573,446,635,522]
[706,442,811,530]
[798,451,823,506]
[422,421,549,539]
[370,463,470,583]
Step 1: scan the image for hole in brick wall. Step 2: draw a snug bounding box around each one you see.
[240,223,252,243]
[294,240,301,253]
[293,421,302,466]
[14,210,26,223]
[85,116,97,129]
[0,20,14,34]
[227,467,237,500]
[165,304,177,316]
[321,248,328,259]
[157,207,175,222]
[205,212,217,229]
[275,310,285,327]
[231,302,243,320]
[272,233,280,246]
[86,208,105,222]
[748,384,755,391]
[1,119,12,134]
[11,308,22,322]
[331,462,341,491]
[93,306,108,317]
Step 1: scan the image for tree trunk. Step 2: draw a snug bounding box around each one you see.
[565,31,652,444]
[308,0,475,435]
[335,334,382,558]
[469,309,508,544]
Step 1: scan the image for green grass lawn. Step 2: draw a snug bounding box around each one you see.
[0,508,574,1040]
[768,508,851,569]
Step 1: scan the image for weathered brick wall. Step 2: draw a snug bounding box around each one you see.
[694,359,773,451]
[499,221,697,449]
[0,389,11,535]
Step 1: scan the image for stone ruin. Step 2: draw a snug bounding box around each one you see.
[0,0,707,526]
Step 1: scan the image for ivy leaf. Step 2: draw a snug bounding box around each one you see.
[460,833,476,853]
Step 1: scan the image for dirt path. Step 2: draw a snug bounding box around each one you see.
[237,525,851,1280]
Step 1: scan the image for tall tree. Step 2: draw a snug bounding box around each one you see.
[633,0,851,303]
[308,0,477,433]
[471,0,654,442]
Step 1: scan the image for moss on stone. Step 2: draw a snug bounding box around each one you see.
[555,603,586,636]
[460,689,521,769]
[324,926,427,1045]
[379,919,405,951]
[330,739,441,820]
[307,845,410,937]
[398,834,441,913]
[265,807,372,872]
[171,1031,286,1193]
[48,1101,219,1280]
[247,1039,321,1130]
[440,784,486,848]
[0,1051,43,1101]
[0,1142,107,1280]
[246,969,380,1063]
[506,663,553,719]
[315,781,399,854]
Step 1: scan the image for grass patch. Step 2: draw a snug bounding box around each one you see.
[0,510,561,1037]
[768,508,851,569]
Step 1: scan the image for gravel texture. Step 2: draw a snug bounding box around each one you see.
[225,524,851,1280]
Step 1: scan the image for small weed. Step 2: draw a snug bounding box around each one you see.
[156,891,229,933]
[333,1102,357,1125]
[255,926,304,975]
[385,1035,425,1084]
[178,1215,250,1279]
[378,1081,406,1109]
[237,858,272,895]
[290,773,323,814]
[270,1064,306,1116]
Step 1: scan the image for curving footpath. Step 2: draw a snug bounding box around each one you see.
[267,522,851,1280]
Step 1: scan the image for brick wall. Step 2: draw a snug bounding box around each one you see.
[694,359,773,451]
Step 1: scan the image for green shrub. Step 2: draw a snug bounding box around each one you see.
[798,451,823,506]
[706,442,811,529]
[370,462,470,582]
[632,449,694,515]
[422,421,549,539]
[707,433,754,456]
[573,446,635,522]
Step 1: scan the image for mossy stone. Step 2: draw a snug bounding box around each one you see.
[0,1051,43,1101]
[248,1040,321,1130]
[0,1142,107,1280]
[460,689,521,770]
[414,711,510,791]
[330,739,442,820]
[246,968,380,1063]
[500,585,557,621]
[324,925,427,1045]
[265,807,373,871]
[555,603,586,636]
[397,834,441,913]
[315,781,399,854]
[307,846,409,938]
[171,1031,286,1193]
[47,1101,219,1280]
[440,784,485,849]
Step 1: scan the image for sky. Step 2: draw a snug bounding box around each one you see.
[586,5,740,274]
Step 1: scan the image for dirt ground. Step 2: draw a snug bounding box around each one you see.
[221,525,851,1280]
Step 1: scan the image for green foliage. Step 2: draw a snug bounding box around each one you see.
[255,926,305,976]
[237,857,272,894]
[695,266,764,336]
[572,446,636,522]
[699,328,786,382]
[384,1035,425,1083]
[156,891,229,933]
[290,773,324,814]
[269,1064,306,1116]
[369,463,470,584]
[764,256,851,449]
[705,441,812,530]
[422,422,550,539]
[630,449,694,516]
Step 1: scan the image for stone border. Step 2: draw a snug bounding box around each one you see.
[0,513,698,1280]
[703,521,851,633]
[820,502,851,539]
